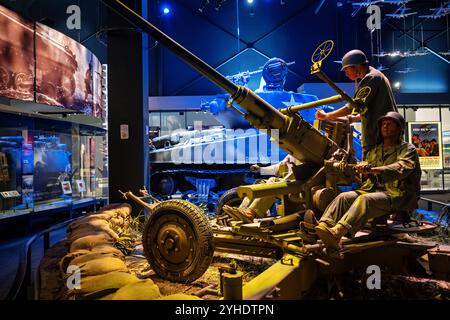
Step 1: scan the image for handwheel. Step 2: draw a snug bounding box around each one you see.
[142,199,214,283]
[311,40,334,64]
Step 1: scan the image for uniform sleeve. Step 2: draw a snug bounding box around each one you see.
[357,74,381,113]
[378,144,419,182]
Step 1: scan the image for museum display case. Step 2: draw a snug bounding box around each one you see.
[0,113,108,218]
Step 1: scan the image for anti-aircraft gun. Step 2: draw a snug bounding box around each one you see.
[104,0,439,299]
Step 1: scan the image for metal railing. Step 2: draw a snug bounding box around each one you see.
[419,197,450,227]
[5,218,78,300]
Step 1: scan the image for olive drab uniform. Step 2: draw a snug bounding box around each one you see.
[319,141,421,236]
[347,67,397,154]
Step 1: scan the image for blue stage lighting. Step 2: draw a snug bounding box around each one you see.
[247,0,254,4]
[163,7,170,15]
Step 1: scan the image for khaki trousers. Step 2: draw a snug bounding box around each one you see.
[319,190,392,236]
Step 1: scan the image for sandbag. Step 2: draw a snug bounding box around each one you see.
[69,219,109,231]
[70,234,115,252]
[159,294,203,300]
[68,216,110,231]
[60,250,125,275]
[91,245,124,256]
[110,203,132,219]
[59,249,91,272]
[70,257,128,278]
[68,225,119,242]
[112,279,161,300]
[83,212,114,220]
[71,251,124,265]
[72,271,140,295]
[110,217,124,227]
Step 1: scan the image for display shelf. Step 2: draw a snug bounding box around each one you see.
[0,209,32,220]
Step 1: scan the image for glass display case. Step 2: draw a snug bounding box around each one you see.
[0,113,107,218]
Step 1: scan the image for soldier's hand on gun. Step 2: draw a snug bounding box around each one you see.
[315,109,328,120]
[250,164,261,173]
[355,161,373,175]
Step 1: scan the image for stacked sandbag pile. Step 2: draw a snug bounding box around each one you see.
[59,203,164,300]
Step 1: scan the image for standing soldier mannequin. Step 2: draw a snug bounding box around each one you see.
[316,49,397,157]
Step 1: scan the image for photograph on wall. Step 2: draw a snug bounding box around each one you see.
[0,5,34,101]
[61,181,72,195]
[409,122,443,170]
[75,179,86,193]
[35,22,96,115]
[92,54,105,121]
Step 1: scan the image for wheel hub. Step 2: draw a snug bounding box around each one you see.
[156,219,193,264]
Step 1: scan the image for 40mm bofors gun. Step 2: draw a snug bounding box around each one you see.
[104,0,440,300]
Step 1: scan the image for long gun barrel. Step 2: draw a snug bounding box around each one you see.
[279,95,346,115]
[102,0,341,165]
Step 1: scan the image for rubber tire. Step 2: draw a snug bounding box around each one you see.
[151,174,178,196]
[215,187,242,217]
[142,199,214,283]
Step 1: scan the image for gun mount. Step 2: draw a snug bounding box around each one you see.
[103,0,441,298]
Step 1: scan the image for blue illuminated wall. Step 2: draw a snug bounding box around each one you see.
[148,0,372,96]
[148,1,449,98]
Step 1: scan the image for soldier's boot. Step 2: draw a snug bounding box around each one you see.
[299,210,320,243]
[315,223,348,250]
[222,205,257,223]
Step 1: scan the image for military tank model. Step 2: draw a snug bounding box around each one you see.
[149,57,349,212]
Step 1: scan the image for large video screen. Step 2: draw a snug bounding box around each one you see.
[0,5,34,101]
[35,22,94,114]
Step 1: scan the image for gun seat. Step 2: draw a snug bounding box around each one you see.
[369,211,437,235]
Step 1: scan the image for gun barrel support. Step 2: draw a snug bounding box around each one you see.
[280,95,346,115]
[237,180,304,201]
[123,191,156,212]
[312,66,354,104]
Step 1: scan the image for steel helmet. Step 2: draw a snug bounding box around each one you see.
[340,49,369,71]
[378,111,405,133]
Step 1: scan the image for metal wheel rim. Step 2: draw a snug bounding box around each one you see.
[149,212,198,272]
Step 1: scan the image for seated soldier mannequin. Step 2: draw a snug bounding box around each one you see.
[315,111,421,250]
[223,154,301,223]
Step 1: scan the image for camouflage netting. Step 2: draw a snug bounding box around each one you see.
[37,203,202,300]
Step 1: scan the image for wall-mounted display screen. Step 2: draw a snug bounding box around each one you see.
[35,22,94,114]
[0,5,105,119]
[0,5,34,101]
[92,54,105,121]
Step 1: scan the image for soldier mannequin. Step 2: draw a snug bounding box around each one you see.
[223,154,301,223]
[315,112,421,250]
[316,49,397,157]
